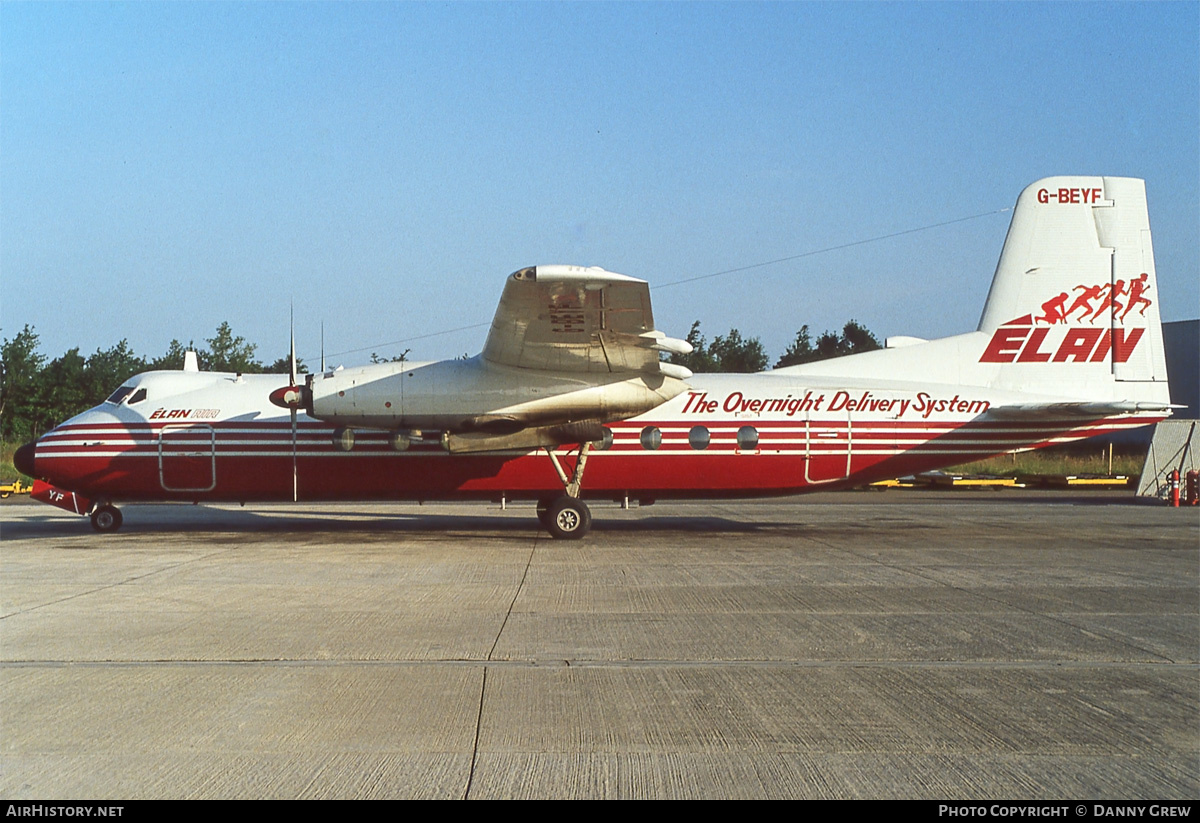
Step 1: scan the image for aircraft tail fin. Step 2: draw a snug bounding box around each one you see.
[774,177,1170,408]
[976,176,1167,387]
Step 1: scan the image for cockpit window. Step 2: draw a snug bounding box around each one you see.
[106,386,135,405]
[104,385,148,405]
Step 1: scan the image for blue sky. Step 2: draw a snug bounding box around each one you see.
[3,2,1197,369]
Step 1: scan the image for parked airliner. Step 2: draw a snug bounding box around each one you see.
[14,177,1174,537]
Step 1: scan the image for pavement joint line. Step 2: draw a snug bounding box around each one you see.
[0,546,238,620]
[463,666,486,800]
[2,658,1196,670]
[463,535,540,799]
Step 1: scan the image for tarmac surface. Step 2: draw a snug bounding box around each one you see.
[1,491,1196,799]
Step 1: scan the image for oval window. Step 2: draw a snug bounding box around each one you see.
[688,426,710,451]
[737,425,759,451]
[640,426,662,451]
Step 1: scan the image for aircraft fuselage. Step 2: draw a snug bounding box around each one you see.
[18,368,1160,508]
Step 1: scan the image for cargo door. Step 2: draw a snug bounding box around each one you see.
[804,409,852,484]
[159,424,216,492]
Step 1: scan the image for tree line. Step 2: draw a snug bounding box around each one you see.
[1,319,880,442]
[0,323,291,441]
[669,320,880,373]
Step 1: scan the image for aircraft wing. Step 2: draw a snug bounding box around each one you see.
[481,265,691,375]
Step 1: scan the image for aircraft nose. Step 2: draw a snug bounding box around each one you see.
[13,440,37,478]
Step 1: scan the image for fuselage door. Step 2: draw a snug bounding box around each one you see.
[158,424,216,492]
[804,407,853,484]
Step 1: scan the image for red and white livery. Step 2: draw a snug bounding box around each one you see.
[15,177,1175,537]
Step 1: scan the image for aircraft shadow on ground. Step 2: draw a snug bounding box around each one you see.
[0,490,1145,543]
[0,508,783,541]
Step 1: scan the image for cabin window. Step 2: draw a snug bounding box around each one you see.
[688,425,710,451]
[127,388,148,405]
[737,425,759,451]
[639,426,662,451]
[106,385,135,405]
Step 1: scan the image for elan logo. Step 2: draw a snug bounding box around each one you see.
[980,324,1144,364]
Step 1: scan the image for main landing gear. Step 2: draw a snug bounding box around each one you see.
[537,495,592,539]
[90,503,123,533]
[538,441,594,539]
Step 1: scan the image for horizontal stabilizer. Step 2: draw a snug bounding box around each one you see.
[987,401,1182,419]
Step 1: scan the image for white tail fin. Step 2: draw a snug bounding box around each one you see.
[774,177,1171,409]
[978,176,1166,385]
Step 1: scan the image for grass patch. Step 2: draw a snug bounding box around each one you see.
[947,446,1144,478]
[0,441,24,484]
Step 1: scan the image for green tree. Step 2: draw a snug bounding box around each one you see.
[1,326,46,441]
[840,320,881,354]
[148,340,191,371]
[85,340,147,403]
[774,320,881,368]
[35,348,89,432]
[775,325,815,368]
[370,350,410,364]
[668,321,717,373]
[267,355,309,374]
[708,329,768,372]
[669,321,767,373]
[204,323,263,373]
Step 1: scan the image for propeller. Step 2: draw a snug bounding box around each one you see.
[268,306,303,502]
[289,306,298,503]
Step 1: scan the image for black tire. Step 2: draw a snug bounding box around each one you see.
[544,496,591,540]
[90,505,123,533]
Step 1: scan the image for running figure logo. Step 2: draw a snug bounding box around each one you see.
[1036,275,1152,325]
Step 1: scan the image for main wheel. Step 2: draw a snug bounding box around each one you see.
[90,504,123,533]
[544,496,591,540]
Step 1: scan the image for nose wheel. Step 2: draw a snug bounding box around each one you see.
[90,504,123,533]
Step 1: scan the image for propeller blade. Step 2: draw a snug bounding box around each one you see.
[291,407,298,503]
[289,304,297,387]
[289,304,298,502]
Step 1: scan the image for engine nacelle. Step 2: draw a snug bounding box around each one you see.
[307,356,688,433]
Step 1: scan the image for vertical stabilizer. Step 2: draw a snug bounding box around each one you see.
[977,176,1166,385]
